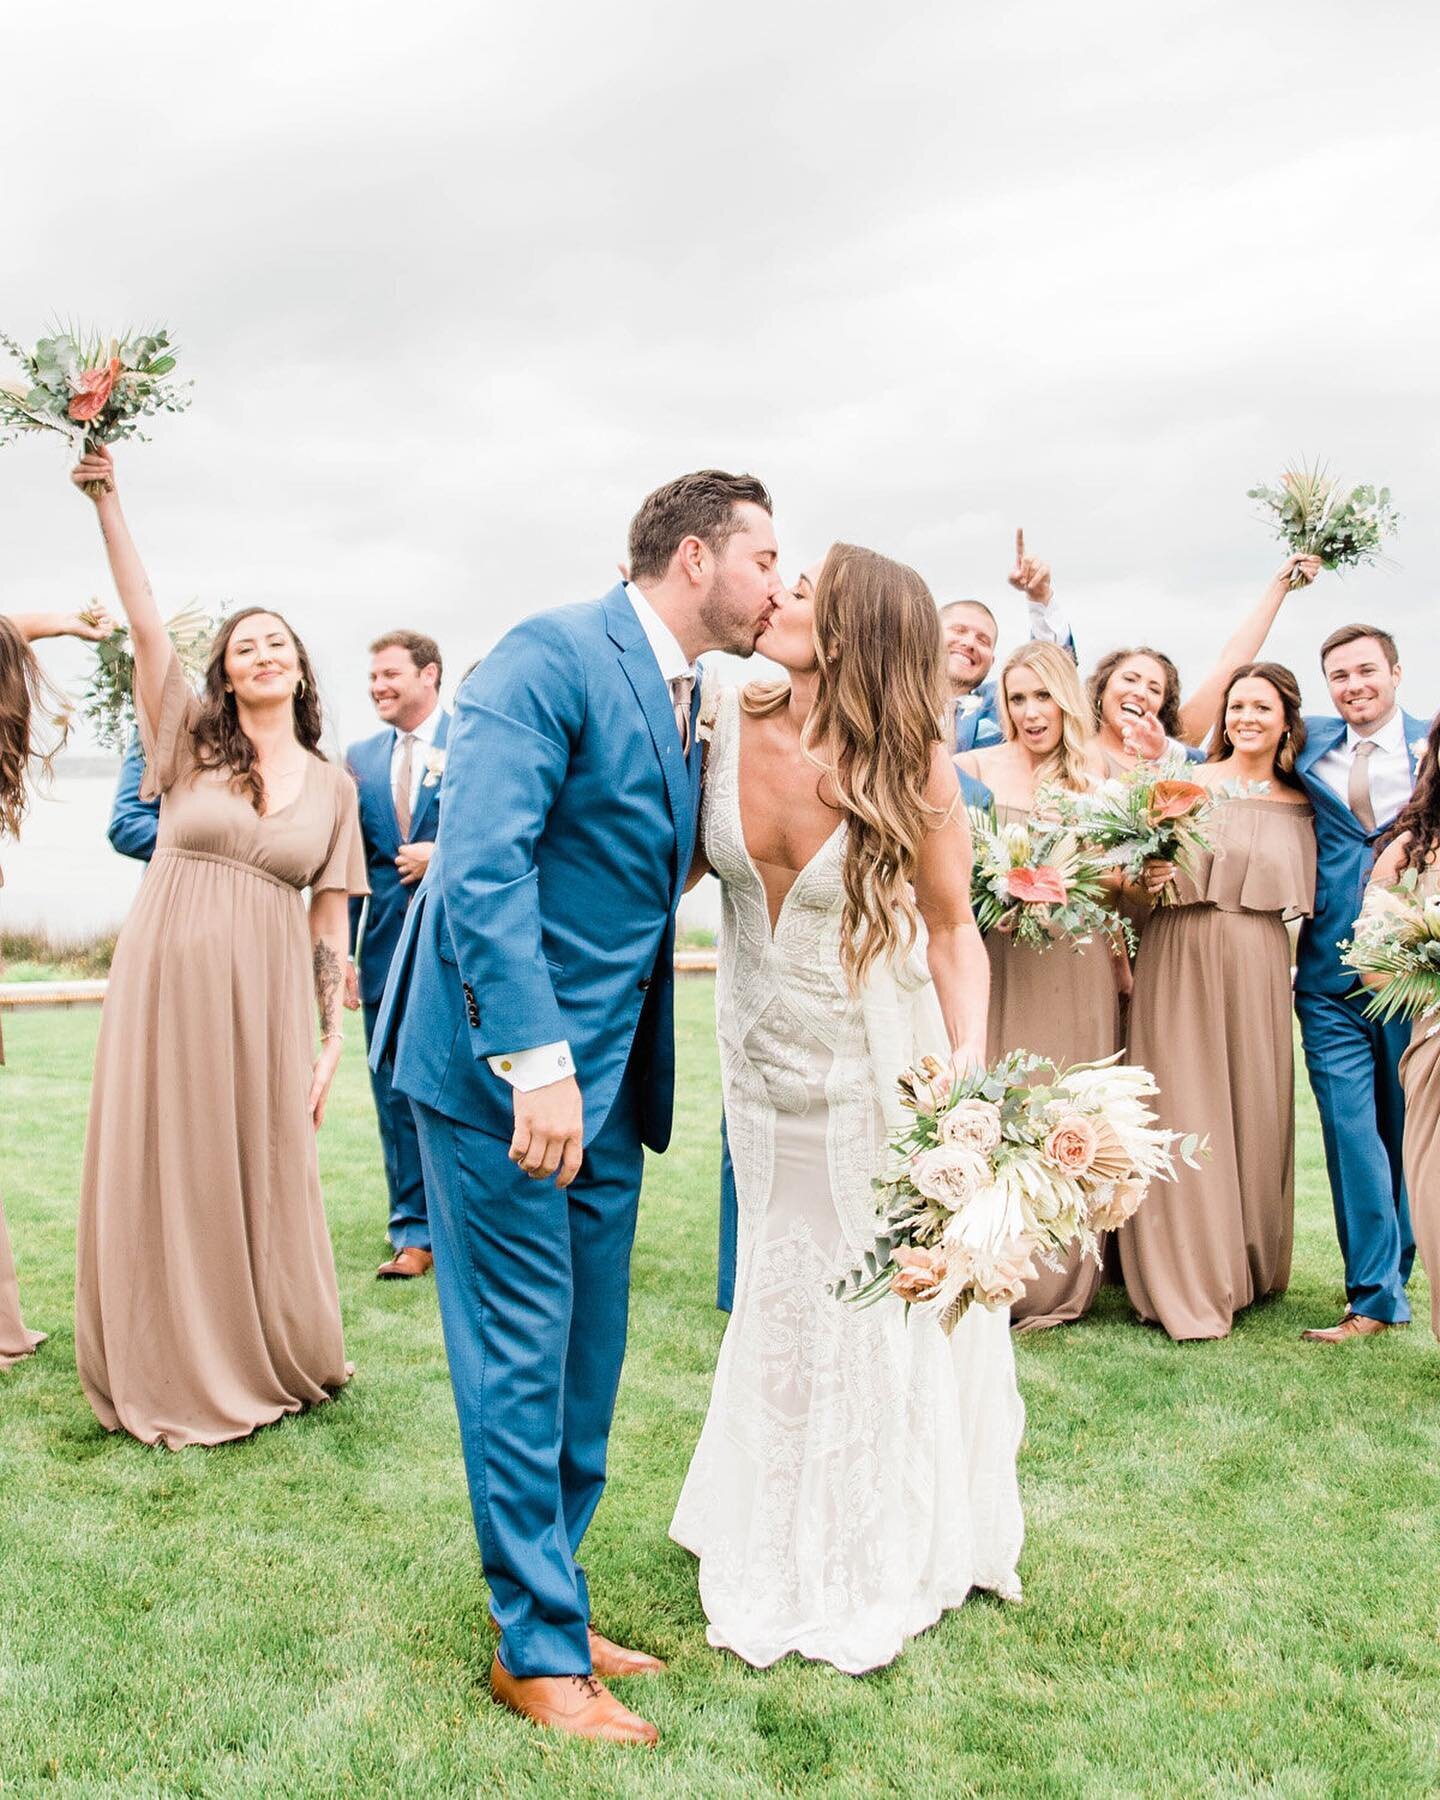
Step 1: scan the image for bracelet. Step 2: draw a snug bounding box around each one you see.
[320,1029,344,1045]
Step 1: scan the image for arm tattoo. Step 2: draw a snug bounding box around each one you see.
[313,940,342,1035]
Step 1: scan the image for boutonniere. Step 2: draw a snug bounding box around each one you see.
[421,747,447,789]
[695,676,721,747]
[1411,738,1429,765]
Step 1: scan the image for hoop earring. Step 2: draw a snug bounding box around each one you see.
[296,677,307,700]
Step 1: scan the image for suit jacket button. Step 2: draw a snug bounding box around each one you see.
[637,976,651,992]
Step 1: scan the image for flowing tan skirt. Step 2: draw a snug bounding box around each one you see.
[75,850,350,1447]
[1400,1022,1440,1342]
[984,931,1121,1331]
[1121,904,1295,1340]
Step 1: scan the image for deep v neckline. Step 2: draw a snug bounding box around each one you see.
[731,698,844,939]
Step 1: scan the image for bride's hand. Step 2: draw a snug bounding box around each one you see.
[950,1042,988,1082]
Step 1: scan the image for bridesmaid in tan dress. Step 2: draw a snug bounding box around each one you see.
[1,605,116,1369]
[69,447,368,1447]
[958,640,1126,1330]
[1121,662,1316,1340]
[1361,717,1440,1343]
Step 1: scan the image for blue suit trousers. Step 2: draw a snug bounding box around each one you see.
[362,1003,430,1252]
[411,1067,645,1678]
[1295,988,1415,1323]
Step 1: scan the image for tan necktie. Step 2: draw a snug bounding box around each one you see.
[394,732,415,839]
[1347,738,1377,833]
[670,673,695,755]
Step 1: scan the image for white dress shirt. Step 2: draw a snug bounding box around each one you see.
[1025,593,1072,650]
[489,582,691,1094]
[1311,707,1414,828]
[389,700,443,822]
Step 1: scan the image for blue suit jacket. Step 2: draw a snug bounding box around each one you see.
[1294,710,1429,997]
[108,733,160,862]
[346,711,451,1006]
[953,684,1004,753]
[372,585,701,1154]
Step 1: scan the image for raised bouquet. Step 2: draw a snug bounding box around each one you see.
[968,802,1132,954]
[1340,870,1440,1031]
[1248,461,1398,584]
[0,325,190,494]
[832,1050,1204,1334]
[77,603,218,753]
[1065,754,1212,903]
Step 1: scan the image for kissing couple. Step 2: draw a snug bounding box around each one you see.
[373,471,1025,1746]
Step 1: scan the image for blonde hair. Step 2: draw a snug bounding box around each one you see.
[742,543,946,989]
[997,640,1093,792]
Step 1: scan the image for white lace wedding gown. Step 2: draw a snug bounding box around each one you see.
[670,689,1025,1673]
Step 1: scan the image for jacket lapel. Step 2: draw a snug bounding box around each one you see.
[407,709,450,840]
[605,585,690,854]
[1299,716,1365,839]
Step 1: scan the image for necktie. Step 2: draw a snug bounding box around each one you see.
[394,732,415,839]
[1347,738,1377,833]
[670,673,695,754]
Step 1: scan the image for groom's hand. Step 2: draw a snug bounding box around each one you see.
[510,1075,584,1187]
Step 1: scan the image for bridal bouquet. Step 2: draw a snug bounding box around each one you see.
[78,603,218,753]
[968,803,1131,954]
[1248,462,1398,582]
[0,326,190,493]
[832,1050,1204,1335]
[1340,871,1440,1031]
[1065,755,1212,903]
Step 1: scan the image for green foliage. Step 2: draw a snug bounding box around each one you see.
[0,322,192,453]
[1,993,1437,1795]
[1248,460,1399,572]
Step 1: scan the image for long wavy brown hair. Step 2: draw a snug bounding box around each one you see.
[1088,645,1184,739]
[742,544,947,988]
[996,640,1095,792]
[0,617,71,841]
[1205,661,1307,790]
[1381,710,1440,872]
[192,607,326,810]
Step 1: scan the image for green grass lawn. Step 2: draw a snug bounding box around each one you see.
[1,985,1437,1798]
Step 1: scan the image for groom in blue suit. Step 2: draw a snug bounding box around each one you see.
[345,630,449,1279]
[372,471,782,1745]
[1294,622,1428,1342]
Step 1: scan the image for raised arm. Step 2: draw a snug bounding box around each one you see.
[9,608,116,644]
[1175,554,1320,744]
[70,445,172,732]
[1009,528,1076,662]
[913,745,990,1068]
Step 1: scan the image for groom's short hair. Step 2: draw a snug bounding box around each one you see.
[627,470,773,584]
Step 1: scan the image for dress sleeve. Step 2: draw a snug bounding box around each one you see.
[136,648,200,801]
[312,767,370,897]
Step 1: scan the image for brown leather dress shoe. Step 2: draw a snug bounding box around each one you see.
[1301,1311,1407,1343]
[376,1246,434,1280]
[489,1657,658,1746]
[587,1628,667,1677]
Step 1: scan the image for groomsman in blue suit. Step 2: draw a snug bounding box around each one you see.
[1294,622,1428,1342]
[715,531,1072,1311]
[345,631,449,1281]
[107,733,160,861]
[372,471,782,1745]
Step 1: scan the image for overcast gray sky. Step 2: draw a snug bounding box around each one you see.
[5,0,1439,749]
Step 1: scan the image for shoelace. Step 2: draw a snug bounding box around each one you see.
[568,1675,605,1701]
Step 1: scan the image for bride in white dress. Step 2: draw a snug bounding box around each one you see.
[671,544,1025,1674]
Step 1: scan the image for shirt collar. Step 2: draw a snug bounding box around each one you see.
[397,700,443,748]
[625,581,695,684]
[1347,709,1404,756]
